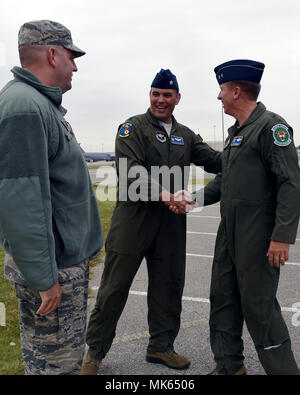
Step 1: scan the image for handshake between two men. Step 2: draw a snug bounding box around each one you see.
[159,189,197,214]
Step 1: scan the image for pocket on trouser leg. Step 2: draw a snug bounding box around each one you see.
[15,284,47,375]
[60,278,89,352]
[46,278,88,375]
[15,276,88,375]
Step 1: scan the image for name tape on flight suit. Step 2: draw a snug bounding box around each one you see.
[171,135,184,145]
[231,136,244,146]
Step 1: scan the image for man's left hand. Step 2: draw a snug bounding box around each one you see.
[36,281,62,316]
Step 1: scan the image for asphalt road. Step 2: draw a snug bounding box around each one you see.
[87,203,300,376]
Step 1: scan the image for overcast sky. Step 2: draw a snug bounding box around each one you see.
[1,0,300,151]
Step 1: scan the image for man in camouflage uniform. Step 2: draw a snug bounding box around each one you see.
[0,20,102,374]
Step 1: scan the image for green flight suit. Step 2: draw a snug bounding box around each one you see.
[86,109,222,359]
[202,102,300,375]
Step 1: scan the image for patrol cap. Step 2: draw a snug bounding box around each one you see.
[151,69,179,91]
[214,59,265,85]
[18,20,86,58]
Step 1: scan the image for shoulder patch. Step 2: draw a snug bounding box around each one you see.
[119,122,133,138]
[271,124,292,147]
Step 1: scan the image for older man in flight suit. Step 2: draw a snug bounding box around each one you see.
[196,59,300,375]
[81,69,222,374]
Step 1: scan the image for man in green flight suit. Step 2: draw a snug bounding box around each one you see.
[196,59,300,375]
[81,69,222,374]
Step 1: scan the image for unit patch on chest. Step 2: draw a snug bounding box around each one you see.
[231,136,244,147]
[156,131,167,143]
[271,124,292,147]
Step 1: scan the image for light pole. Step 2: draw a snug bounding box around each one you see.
[213,124,216,149]
[221,105,225,148]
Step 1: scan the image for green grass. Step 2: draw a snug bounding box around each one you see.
[0,180,212,375]
[0,196,116,375]
[90,186,116,268]
[0,248,23,375]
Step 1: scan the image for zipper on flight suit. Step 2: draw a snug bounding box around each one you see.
[160,125,171,163]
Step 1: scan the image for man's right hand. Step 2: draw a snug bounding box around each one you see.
[160,189,196,214]
[36,281,62,316]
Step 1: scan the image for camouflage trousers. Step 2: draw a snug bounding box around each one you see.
[14,260,89,375]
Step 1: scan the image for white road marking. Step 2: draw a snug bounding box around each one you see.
[129,291,299,313]
[187,231,217,236]
[187,230,300,242]
[91,287,299,314]
[187,253,214,259]
[129,290,210,304]
[186,253,300,266]
[188,215,220,219]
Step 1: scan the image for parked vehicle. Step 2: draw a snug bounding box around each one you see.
[80,147,115,162]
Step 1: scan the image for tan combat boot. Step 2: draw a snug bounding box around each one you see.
[208,365,246,375]
[146,350,190,370]
[80,354,101,375]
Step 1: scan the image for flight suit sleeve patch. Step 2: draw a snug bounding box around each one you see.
[271,124,292,147]
[119,122,133,138]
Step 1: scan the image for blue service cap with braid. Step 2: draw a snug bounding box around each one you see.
[214,59,265,84]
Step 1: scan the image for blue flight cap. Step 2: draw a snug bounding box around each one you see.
[214,59,265,85]
[151,69,179,91]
